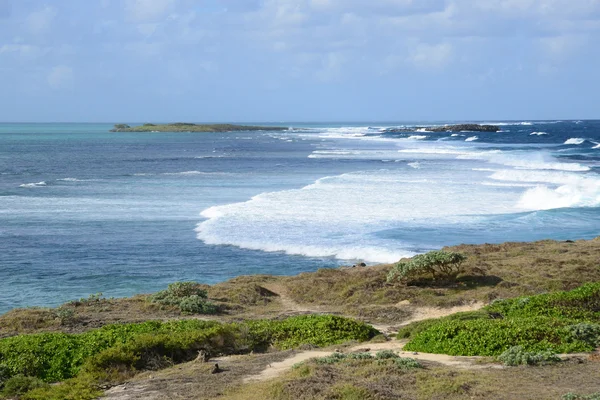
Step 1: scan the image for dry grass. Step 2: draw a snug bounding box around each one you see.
[280,238,600,316]
[2,238,599,337]
[102,351,294,400]
[220,357,600,400]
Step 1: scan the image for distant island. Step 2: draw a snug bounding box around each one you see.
[110,123,288,132]
[383,123,500,133]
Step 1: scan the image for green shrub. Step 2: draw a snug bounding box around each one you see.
[486,282,600,321]
[397,311,491,339]
[0,364,9,389]
[404,316,591,356]
[1,375,48,397]
[346,352,373,360]
[498,345,560,366]
[23,374,101,400]
[375,350,398,360]
[394,357,423,370]
[315,352,347,365]
[179,295,219,314]
[54,308,75,325]
[565,323,600,347]
[0,315,375,388]
[149,282,218,315]
[387,251,467,282]
[563,393,600,400]
[244,315,378,350]
[403,283,600,356]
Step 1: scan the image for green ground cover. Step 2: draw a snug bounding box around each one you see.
[402,282,600,356]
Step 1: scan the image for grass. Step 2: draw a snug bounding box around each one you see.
[220,356,600,400]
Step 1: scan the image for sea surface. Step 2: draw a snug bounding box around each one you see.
[1,121,599,313]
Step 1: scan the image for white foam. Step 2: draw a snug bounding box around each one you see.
[407,135,427,140]
[564,138,585,145]
[530,132,548,136]
[19,181,46,188]
[408,162,421,169]
[195,169,530,263]
[480,121,533,126]
[465,136,479,142]
[593,142,600,149]
[162,171,229,176]
[460,151,590,172]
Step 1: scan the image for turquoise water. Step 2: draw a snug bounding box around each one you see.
[1,121,599,312]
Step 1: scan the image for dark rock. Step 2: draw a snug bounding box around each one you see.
[383,124,500,134]
[211,363,221,374]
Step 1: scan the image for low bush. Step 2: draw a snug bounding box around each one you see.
[346,352,374,360]
[403,283,600,356]
[311,352,422,370]
[394,357,423,370]
[1,375,48,397]
[0,314,376,397]
[565,323,600,348]
[0,319,220,382]
[244,315,378,350]
[315,352,347,365]
[563,393,600,400]
[375,350,398,360]
[397,310,491,339]
[387,251,467,282]
[149,282,218,315]
[486,282,600,321]
[403,316,591,356]
[497,345,560,366]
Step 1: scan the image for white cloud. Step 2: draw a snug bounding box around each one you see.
[0,43,51,60]
[409,42,453,68]
[539,34,586,59]
[27,5,57,34]
[47,65,73,89]
[125,0,175,22]
[315,51,345,81]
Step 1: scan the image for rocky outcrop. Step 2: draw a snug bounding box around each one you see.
[383,124,500,133]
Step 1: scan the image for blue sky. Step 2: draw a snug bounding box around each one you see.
[1,0,599,122]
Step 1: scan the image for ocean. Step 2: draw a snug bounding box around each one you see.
[1,121,599,313]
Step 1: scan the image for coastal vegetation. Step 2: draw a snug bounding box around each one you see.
[148,281,219,314]
[0,316,376,399]
[109,123,287,132]
[0,238,599,398]
[402,282,600,356]
[387,250,467,282]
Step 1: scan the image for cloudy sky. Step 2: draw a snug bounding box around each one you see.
[1,0,599,122]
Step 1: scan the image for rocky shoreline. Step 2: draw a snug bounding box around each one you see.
[382,123,500,133]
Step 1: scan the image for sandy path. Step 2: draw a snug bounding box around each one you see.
[397,302,485,326]
[243,339,502,383]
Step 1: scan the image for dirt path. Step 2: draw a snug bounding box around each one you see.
[397,301,485,327]
[243,338,502,383]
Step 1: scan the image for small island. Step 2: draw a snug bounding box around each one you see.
[110,123,288,132]
[383,123,500,133]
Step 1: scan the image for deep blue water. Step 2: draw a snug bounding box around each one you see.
[1,121,599,313]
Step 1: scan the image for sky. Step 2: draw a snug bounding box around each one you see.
[1,0,599,122]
